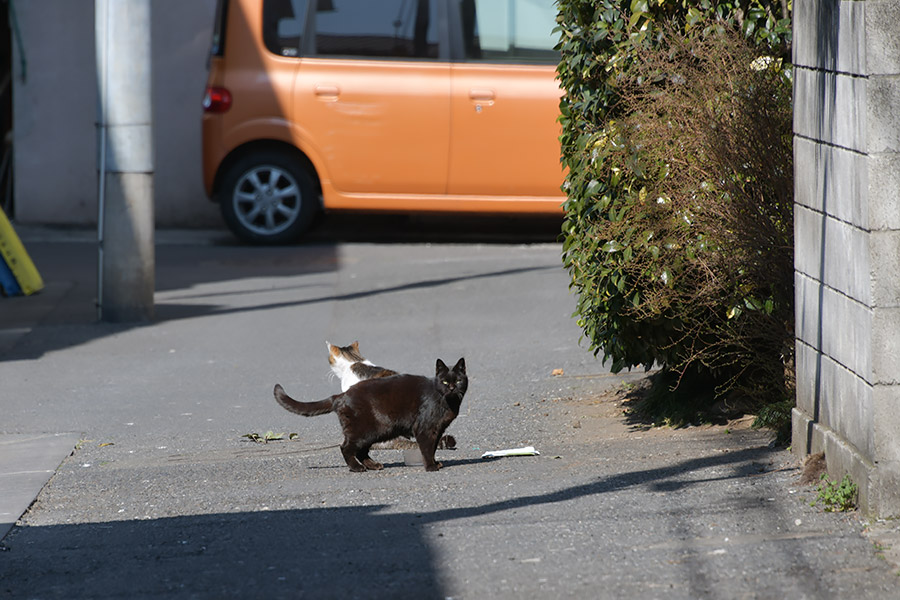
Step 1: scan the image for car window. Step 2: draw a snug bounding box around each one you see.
[210,0,230,57]
[312,0,440,59]
[263,0,309,57]
[460,0,558,64]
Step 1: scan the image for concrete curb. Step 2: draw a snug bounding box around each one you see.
[12,225,231,246]
[0,433,82,542]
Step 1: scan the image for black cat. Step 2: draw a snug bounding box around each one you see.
[274,358,467,472]
[326,341,457,450]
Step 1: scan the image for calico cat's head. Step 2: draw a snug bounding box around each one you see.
[435,357,467,397]
[327,341,365,366]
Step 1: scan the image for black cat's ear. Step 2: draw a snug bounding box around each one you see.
[436,358,448,375]
[454,357,466,373]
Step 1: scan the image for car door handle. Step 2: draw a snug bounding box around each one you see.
[468,89,495,103]
[314,85,340,99]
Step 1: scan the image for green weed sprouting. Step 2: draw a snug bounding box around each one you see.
[812,474,858,512]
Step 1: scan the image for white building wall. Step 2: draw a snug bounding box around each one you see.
[12,0,221,228]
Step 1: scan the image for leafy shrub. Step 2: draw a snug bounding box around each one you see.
[557,1,794,423]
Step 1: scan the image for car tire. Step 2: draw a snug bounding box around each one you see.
[218,151,318,244]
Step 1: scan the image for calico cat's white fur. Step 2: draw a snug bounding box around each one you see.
[327,341,396,392]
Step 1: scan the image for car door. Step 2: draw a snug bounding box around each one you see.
[293,0,450,198]
[447,0,563,200]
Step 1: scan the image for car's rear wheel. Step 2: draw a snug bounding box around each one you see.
[218,151,317,244]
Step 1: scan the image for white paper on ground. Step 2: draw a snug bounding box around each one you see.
[481,446,540,458]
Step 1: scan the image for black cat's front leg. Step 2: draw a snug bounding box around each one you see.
[416,434,442,472]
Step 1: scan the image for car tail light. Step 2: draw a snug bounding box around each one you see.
[203,86,232,113]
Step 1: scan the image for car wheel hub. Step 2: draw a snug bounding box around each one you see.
[233,167,302,236]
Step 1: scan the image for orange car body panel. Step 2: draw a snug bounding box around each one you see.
[292,58,451,196]
[449,63,564,198]
[203,0,300,193]
[202,0,565,216]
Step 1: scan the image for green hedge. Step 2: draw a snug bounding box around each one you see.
[557,0,794,418]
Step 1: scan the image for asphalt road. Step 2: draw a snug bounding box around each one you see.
[1,222,898,599]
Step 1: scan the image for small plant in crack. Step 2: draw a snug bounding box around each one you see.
[811,474,858,512]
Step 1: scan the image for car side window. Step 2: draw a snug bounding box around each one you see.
[210,0,230,57]
[263,0,309,57]
[312,0,440,59]
[460,0,558,64]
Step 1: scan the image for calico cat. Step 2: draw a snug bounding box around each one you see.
[327,341,457,450]
[327,341,397,392]
[274,357,467,472]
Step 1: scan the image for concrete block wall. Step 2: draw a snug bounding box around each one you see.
[12,0,221,228]
[793,0,900,516]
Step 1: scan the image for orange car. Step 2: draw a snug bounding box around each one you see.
[203,0,564,244]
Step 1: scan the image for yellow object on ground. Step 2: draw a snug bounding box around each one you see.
[0,208,44,296]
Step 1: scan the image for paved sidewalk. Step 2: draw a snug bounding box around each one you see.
[1,226,899,599]
[0,433,81,541]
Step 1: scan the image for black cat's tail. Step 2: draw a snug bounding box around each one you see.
[273,384,336,417]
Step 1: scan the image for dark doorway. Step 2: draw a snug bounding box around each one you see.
[1,0,13,217]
